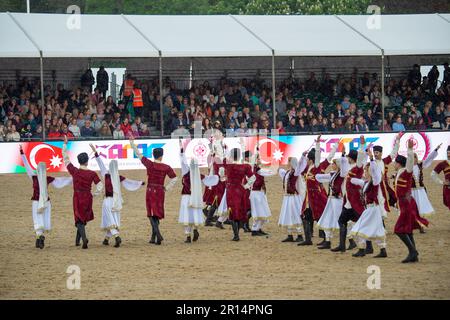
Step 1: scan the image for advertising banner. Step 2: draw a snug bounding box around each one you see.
[0,132,448,174]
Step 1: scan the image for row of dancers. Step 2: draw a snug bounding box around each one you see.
[21,134,449,263]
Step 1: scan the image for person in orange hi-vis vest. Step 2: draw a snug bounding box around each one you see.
[132,84,144,118]
[121,74,135,108]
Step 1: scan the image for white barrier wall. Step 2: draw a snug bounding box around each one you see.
[1,132,448,174]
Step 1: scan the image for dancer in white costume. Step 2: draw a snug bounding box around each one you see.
[316,144,348,249]
[91,144,144,248]
[350,147,387,258]
[20,145,72,249]
[412,144,441,218]
[278,157,305,242]
[215,143,230,226]
[178,142,219,243]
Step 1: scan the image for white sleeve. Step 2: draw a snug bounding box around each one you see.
[316,173,332,183]
[257,168,276,177]
[327,142,338,162]
[340,156,349,177]
[202,175,219,187]
[130,140,143,160]
[314,141,320,168]
[51,177,73,189]
[295,156,307,176]
[180,152,190,176]
[422,150,438,169]
[278,168,287,179]
[389,139,400,160]
[243,175,256,189]
[406,147,414,173]
[122,178,144,191]
[350,178,365,187]
[93,181,104,196]
[94,154,108,177]
[356,146,367,168]
[370,160,382,186]
[413,165,420,181]
[218,167,225,178]
[62,143,71,166]
[164,177,178,192]
[431,170,443,185]
[21,154,35,178]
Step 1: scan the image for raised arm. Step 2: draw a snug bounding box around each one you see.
[350,178,365,187]
[294,153,307,176]
[340,156,349,177]
[327,141,339,162]
[91,144,108,177]
[431,161,445,185]
[179,139,190,176]
[20,145,35,178]
[356,135,367,168]
[130,137,143,160]
[257,168,276,177]
[62,135,71,167]
[314,136,321,168]
[423,144,441,169]
[406,139,414,173]
[278,168,287,179]
[389,134,401,160]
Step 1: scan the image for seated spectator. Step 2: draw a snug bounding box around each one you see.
[392,116,406,132]
[0,125,5,141]
[139,123,150,136]
[47,126,61,139]
[442,116,450,131]
[91,114,102,133]
[6,125,20,141]
[405,116,416,130]
[68,118,80,137]
[32,125,43,139]
[80,120,96,137]
[275,121,286,134]
[382,119,392,132]
[415,117,427,131]
[60,124,74,139]
[297,118,310,133]
[285,118,298,133]
[99,122,112,137]
[120,118,132,137]
[355,116,369,132]
[21,124,33,140]
[113,125,125,139]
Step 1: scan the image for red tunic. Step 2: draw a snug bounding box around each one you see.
[433,161,450,210]
[380,156,397,212]
[302,160,329,221]
[141,157,176,219]
[104,174,126,198]
[343,165,365,218]
[181,173,205,195]
[252,166,266,191]
[284,169,298,195]
[203,162,226,206]
[364,182,379,205]
[329,172,344,198]
[224,163,253,221]
[394,169,420,234]
[31,176,55,201]
[67,163,101,224]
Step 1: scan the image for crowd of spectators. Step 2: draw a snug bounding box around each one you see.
[1,63,449,142]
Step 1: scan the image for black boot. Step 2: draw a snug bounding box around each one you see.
[258,230,269,236]
[242,222,251,233]
[298,220,313,246]
[193,229,199,242]
[409,234,419,258]
[397,233,419,263]
[282,235,294,242]
[318,241,331,249]
[252,231,263,236]
[224,219,232,225]
[102,238,109,246]
[204,205,217,226]
[75,229,81,246]
[374,248,387,258]
[185,236,192,243]
[231,221,240,241]
[149,232,156,244]
[352,248,366,257]
[153,217,163,245]
[295,235,304,242]
[310,219,315,238]
[215,220,224,229]
[76,222,88,249]
[347,238,357,250]
[35,237,40,248]
[365,241,374,254]
[114,236,122,248]
[331,225,346,252]
[38,235,45,249]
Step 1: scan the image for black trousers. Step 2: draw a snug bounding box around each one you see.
[338,207,359,227]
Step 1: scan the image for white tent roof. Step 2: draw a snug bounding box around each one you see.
[0,13,449,58]
[0,13,39,57]
[234,15,381,56]
[9,13,159,58]
[126,15,272,57]
[339,14,450,55]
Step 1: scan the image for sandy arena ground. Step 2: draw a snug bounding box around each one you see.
[0,163,449,300]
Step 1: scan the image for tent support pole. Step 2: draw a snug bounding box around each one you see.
[159,54,164,137]
[381,50,385,132]
[40,52,45,139]
[272,51,276,129]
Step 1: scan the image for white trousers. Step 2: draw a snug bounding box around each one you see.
[251,220,266,231]
[356,236,386,249]
[32,201,51,236]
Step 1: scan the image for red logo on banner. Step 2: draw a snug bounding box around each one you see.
[23,143,64,172]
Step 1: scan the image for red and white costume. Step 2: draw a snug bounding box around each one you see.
[250,165,274,232]
[94,154,144,239]
[21,153,72,237]
[412,149,438,217]
[350,160,386,249]
[394,148,420,234]
[431,159,450,210]
[178,152,218,234]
